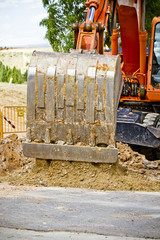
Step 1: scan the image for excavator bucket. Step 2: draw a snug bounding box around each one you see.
[23,51,122,163]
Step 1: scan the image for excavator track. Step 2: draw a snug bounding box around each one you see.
[23,51,122,163]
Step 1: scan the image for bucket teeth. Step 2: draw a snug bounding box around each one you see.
[45,127,51,144]
[67,129,73,145]
[26,127,31,143]
[46,66,56,122]
[89,128,96,147]
[24,52,123,163]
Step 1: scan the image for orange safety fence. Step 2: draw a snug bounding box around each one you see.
[0,106,27,139]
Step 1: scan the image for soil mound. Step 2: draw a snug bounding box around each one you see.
[0,134,33,175]
[0,134,160,191]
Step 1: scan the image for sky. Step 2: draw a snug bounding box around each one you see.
[0,0,50,47]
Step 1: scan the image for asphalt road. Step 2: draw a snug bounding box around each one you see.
[0,185,160,239]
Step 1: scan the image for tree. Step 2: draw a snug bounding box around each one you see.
[22,70,28,83]
[2,65,7,82]
[12,67,22,84]
[146,0,160,39]
[40,0,86,52]
[0,61,27,84]
[6,67,13,83]
[0,61,4,82]
[40,0,160,52]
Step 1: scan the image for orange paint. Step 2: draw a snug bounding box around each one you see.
[139,30,147,74]
[74,1,160,103]
[118,5,140,73]
[111,29,119,55]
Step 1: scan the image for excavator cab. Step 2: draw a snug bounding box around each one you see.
[150,20,160,89]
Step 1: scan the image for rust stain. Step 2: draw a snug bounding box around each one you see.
[97,64,108,71]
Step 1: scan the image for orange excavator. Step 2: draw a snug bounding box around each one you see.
[23,0,160,163]
[73,0,160,156]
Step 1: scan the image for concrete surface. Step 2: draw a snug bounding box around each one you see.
[0,228,155,240]
[0,186,160,239]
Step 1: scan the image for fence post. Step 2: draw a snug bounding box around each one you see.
[0,107,3,139]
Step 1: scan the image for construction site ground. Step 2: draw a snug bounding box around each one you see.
[0,82,160,239]
[0,133,160,192]
[0,82,160,191]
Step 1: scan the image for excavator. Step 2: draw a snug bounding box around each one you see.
[23,0,160,163]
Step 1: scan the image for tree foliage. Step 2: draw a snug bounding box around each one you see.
[146,0,160,38]
[40,0,86,52]
[40,0,160,52]
[0,61,27,84]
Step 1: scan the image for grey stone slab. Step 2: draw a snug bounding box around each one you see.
[37,73,45,108]
[46,66,56,122]
[27,67,36,120]
[22,142,118,163]
[0,186,160,239]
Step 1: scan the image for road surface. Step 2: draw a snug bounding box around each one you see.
[0,185,160,239]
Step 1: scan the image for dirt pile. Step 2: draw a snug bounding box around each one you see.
[0,134,160,191]
[0,134,33,175]
[117,142,160,181]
